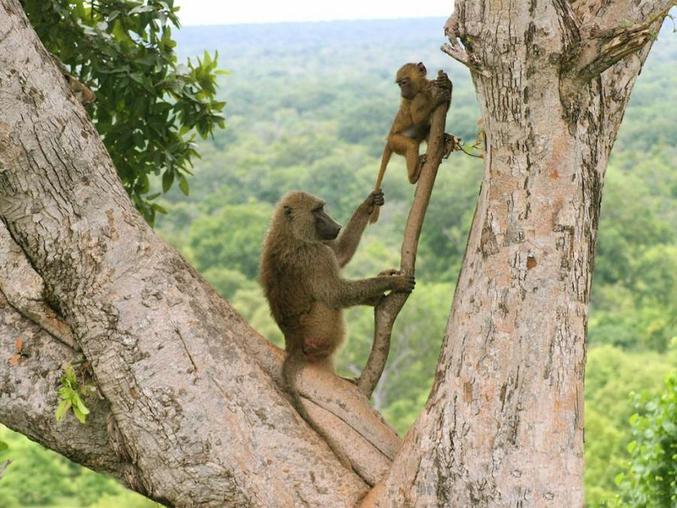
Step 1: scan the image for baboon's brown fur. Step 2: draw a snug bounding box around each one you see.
[260,190,414,471]
[381,62,452,185]
[260,190,414,369]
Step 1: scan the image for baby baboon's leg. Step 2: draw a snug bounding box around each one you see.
[389,133,421,184]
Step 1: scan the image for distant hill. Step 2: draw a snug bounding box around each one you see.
[174,16,675,152]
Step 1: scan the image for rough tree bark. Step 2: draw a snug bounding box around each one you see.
[0,0,396,505]
[371,1,672,506]
[0,0,672,506]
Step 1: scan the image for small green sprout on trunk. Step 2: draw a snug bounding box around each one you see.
[55,364,93,424]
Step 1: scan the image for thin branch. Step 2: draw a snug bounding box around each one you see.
[357,72,452,398]
[441,13,490,77]
[441,43,490,77]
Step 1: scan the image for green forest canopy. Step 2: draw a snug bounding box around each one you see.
[1,17,675,508]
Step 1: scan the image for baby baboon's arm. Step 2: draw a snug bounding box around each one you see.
[331,191,384,268]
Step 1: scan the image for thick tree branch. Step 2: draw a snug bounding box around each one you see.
[0,2,361,505]
[358,73,451,398]
[0,1,400,503]
[572,0,674,33]
[0,295,146,492]
[365,0,662,504]
[295,364,401,460]
[565,5,671,82]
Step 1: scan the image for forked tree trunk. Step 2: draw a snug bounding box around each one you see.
[0,0,671,506]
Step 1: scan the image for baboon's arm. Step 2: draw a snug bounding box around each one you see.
[331,192,382,267]
[332,208,370,268]
[322,276,400,308]
[410,92,438,125]
[411,73,450,125]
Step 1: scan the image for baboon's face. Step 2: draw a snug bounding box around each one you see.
[396,62,427,100]
[397,75,416,100]
[283,193,341,242]
[312,203,341,241]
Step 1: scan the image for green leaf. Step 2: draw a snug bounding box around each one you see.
[162,170,174,193]
[64,364,77,384]
[58,385,75,399]
[55,400,72,422]
[178,174,190,195]
[151,203,167,214]
[72,393,90,416]
[129,5,156,15]
[72,406,88,424]
[138,173,150,194]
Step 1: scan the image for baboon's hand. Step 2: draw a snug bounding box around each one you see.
[433,71,452,104]
[362,190,385,214]
[390,273,416,293]
[378,268,401,277]
[435,71,452,90]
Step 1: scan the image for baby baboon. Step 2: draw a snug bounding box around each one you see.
[370,62,455,222]
[259,190,414,465]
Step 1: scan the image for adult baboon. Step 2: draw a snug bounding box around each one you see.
[260,190,414,368]
[259,189,414,468]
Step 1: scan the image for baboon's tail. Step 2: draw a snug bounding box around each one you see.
[282,352,353,469]
[369,145,392,224]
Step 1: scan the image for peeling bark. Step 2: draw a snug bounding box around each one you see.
[0,222,77,349]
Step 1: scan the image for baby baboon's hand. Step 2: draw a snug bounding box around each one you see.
[363,190,385,214]
[433,71,452,104]
[434,70,452,91]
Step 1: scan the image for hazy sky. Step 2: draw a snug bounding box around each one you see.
[174,0,451,25]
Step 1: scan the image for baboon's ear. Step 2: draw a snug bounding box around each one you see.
[284,205,293,221]
[416,62,427,74]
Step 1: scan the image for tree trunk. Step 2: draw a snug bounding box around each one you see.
[0,0,671,506]
[373,1,671,506]
[0,1,374,505]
